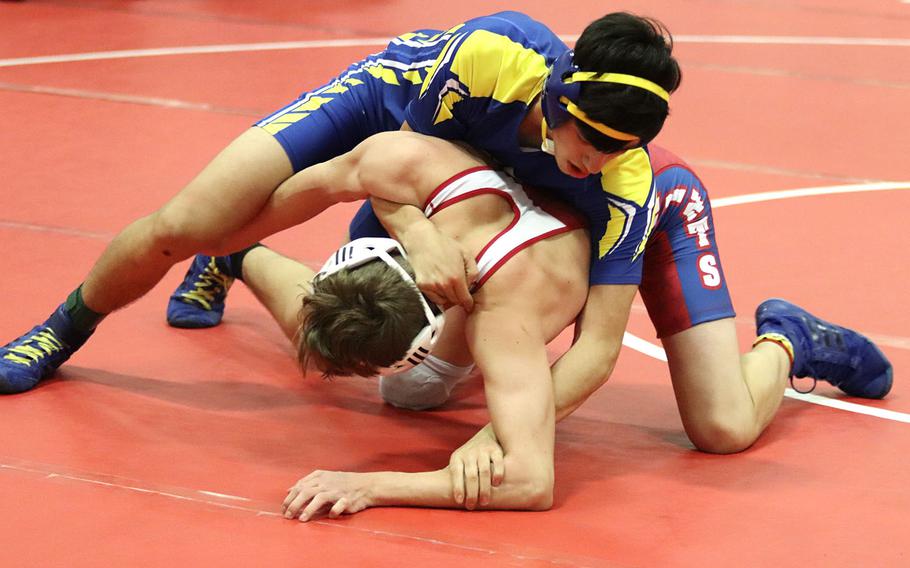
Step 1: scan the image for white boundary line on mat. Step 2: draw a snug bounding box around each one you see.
[1,34,909,68]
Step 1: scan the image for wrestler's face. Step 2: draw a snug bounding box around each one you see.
[549,122,626,179]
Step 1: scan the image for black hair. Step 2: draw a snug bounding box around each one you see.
[572,12,682,152]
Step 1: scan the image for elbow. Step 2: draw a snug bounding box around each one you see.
[583,334,623,385]
[592,361,615,389]
[506,474,553,511]
[581,354,618,396]
[525,477,554,511]
[503,456,554,511]
[523,472,554,511]
[600,339,623,378]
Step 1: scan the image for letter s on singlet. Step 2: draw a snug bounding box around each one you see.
[698,254,721,289]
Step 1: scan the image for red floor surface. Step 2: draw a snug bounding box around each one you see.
[1,1,908,566]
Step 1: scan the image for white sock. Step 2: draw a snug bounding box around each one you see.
[379,354,474,411]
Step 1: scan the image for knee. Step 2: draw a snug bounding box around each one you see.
[379,369,453,411]
[147,205,226,260]
[685,414,760,455]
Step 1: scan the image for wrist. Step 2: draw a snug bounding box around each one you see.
[395,215,437,248]
[359,472,382,507]
[362,471,396,507]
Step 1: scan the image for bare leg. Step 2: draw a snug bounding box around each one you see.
[239,247,316,340]
[82,128,292,313]
[240,245,475,361]
[661,318,790,454]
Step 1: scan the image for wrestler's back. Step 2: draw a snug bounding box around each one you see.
[369,130,589,341]
[430,190,589,343]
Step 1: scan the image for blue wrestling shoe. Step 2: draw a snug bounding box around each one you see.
[0,306,93,394]
[166,255,236,329]
[755,299,892,399]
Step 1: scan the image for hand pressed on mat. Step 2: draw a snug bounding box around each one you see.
[283,470,373,522]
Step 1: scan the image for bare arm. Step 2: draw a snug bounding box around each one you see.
[372,197,479,311]
[282,300,555,520]
[552,284,636,421]
[462,284,634,426]
[368,118,480,311]
[447,284,636,504]
[462,300,556,509]
[209,131,440,254]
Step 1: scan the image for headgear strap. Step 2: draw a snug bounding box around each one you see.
[313,237,445,374]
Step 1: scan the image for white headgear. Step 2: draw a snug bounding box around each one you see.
[314,237,445,373]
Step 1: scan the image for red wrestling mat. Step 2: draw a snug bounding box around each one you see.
[1,1,907,566]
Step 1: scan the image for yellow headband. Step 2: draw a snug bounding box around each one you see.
[559,96,639,142]
[565,72,671,102]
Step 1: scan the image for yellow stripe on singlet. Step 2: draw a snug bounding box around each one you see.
[600,148,653,207]
[419,24,466,98]
[402,69,423,85]
[322,83,349,94]
[365,63,401,86]
[397,32,428,42]
[259,95,337,134]
[634,188,660,261]
[421,29,548,125]
[448,30,549,105]
[599,201,631,260]
[597,148,657,259]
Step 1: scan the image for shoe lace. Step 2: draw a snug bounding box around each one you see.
[3,328,65,367]
[179,258,232,311]
[799,319,854,388]
[789,376,817,394]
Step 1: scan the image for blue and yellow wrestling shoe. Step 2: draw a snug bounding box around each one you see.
[0,306,93,394]
[755,299,893,399]
[166,255,236,329]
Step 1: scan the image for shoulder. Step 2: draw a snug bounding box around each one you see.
[434,12,565,94]
[647,144,709,190]
[647,144,693,175]
[452,12,565,65]
[356,132,484,194]
[598,148,656,207]
[460,11,560,46]
[359,132,479,167]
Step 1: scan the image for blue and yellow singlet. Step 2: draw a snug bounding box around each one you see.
[257,11,660,286]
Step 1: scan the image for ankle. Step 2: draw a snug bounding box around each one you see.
[752,334,793,376]
[62,285,106,334]
[228,243,265,281]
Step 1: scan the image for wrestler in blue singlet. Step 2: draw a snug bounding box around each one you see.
[255,11,733,337]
